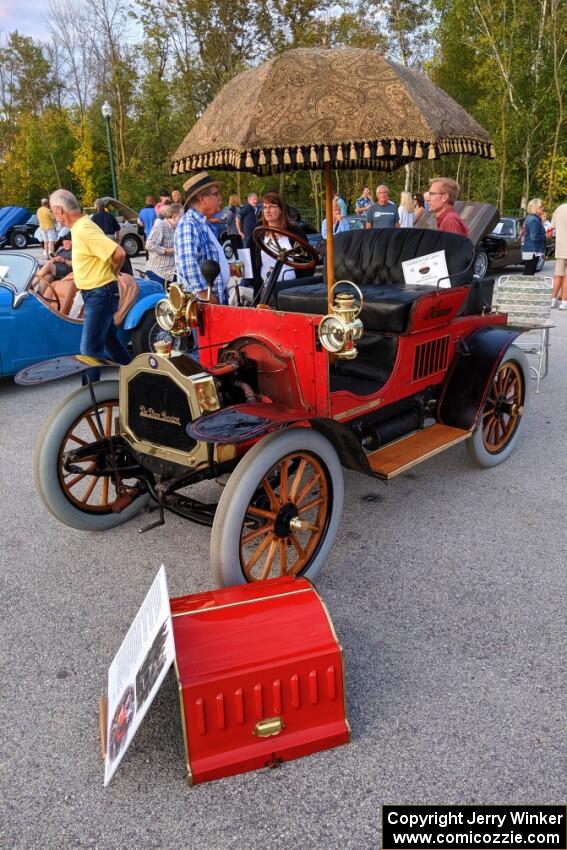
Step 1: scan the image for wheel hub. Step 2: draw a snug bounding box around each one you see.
[274,503,299,538]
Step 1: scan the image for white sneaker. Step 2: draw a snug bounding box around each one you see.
[551,297,558,308]
[559,301,567,310]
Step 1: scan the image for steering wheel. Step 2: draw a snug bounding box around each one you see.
[253,226,320,270]
[37,282,61,311]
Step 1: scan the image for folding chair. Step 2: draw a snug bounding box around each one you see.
[492,275,553,393]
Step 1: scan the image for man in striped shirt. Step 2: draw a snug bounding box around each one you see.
[174,172,227,303]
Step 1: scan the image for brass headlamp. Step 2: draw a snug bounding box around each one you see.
[155,283,200,336]
[318,281,364,360]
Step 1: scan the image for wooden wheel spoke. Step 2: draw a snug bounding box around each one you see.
[289,458,307,502]
[296,471,320,506]
[299,495,324,513]
[279,458,289,502]
[242,523,272,546]
[243,530,273,571]
[247,505,277,521]
[279,540,287,576]
[261,476,279,510]
[259,539,278,580]
[104,404,114,438]
[68,433,88,446]
[85,413,102,441]
[303,521,320,532]
[81,475,99,504]
[290,533,305,558]
[101,475,110,506]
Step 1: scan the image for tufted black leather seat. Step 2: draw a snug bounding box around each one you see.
[277,228,476,333]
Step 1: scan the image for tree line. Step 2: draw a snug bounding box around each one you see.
[0,0,564,220]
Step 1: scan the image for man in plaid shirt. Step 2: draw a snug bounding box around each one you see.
[174,172,227,303]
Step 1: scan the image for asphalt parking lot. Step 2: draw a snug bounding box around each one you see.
[1,253,565,850]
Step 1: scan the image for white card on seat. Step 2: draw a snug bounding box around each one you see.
[402,250,450,288]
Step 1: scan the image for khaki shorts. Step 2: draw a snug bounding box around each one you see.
[555,257,567,276]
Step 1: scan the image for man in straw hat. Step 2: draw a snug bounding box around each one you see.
[174,172,228,303]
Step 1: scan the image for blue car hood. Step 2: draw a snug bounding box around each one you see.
[0,206,30,237]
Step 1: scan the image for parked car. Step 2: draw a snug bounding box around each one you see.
[0,207,40,249]
[473,215,555,279]
[0,252,175,379]
[34,224,532,588]
[86,198,145,258]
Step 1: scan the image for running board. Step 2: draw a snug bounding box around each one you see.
[367,424,471,479]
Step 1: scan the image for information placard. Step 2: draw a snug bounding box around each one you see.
[103,566,175,786]
[402,250,450,288]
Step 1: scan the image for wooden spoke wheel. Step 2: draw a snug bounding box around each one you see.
[467,346,530,468]
[481,360,524,453]
[35,380,150,531]
[211,428,344,587]
[240,452,329,581]
[58,399,132,513]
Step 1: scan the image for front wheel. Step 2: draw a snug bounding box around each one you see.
[121,234,142,257]
[130,310,189,356]
[34,380,150,530]
[467,346,530,468]
[211,428,344,586]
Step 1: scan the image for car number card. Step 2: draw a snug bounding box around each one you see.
[402,250,450,288]
[103,565,175,786]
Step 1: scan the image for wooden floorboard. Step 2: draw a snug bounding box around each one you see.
[368,424,470,479]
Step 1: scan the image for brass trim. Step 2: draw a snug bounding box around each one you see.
[253,716,284,738]
[173,656,194,786]
[334,398,383,421]
[171,586,312,619]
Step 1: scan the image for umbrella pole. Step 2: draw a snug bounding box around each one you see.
[324,161,334,308]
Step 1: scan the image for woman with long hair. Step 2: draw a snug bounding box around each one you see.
[413,192,426,224]
[398,190,415,227]
[251,190,307,289]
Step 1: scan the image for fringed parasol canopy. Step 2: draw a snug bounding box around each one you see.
[171,47,495,177]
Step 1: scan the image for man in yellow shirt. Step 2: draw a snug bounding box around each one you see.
[49,189,131,381]
[36,198,58,259]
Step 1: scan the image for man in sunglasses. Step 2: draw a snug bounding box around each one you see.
[426,177,468,236]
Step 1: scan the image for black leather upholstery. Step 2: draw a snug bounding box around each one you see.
[277,228,475,333]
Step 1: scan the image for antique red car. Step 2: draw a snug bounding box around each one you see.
[34,222,531,587]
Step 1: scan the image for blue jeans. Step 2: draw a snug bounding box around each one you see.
[80,282,131,383]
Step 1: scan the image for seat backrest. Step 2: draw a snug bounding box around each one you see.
[492,275,553,325]
[326,228,475,288]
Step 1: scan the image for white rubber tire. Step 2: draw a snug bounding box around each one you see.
[466,345,531,468]
[34,379,150,530]
[211,427,344,587]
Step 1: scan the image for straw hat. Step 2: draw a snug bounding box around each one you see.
[183,172,223,203]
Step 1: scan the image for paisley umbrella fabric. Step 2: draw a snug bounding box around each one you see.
[172,47,494,177]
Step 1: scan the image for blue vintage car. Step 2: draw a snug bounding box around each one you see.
[0,252,168,379]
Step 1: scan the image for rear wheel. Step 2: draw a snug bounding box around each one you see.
[467,346,530,467]
[535,255,545,273]
[211,428,344,586]
[474,250,488,279]
[34,380,150,530]
[11,231,28,248]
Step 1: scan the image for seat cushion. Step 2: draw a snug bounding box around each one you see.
[277,282,436,333]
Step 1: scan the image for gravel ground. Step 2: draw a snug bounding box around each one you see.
[0,255,565,850]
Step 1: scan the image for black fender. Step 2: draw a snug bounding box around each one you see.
[437,326,521,430]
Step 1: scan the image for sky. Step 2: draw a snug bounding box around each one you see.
[0,0,49,40]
